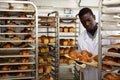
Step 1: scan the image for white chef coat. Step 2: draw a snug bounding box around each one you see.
[77,28,120,80]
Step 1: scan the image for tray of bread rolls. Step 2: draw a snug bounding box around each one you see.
[102,35,120,39]
[64,50,98,67]
[0,72,35,79]
[0,25,35,27]
[102,61,120,67]
[0,64,35,73]
[0,50,35,58]
[0,57,35,66]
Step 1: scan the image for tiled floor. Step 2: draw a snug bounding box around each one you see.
[59,64,74,80]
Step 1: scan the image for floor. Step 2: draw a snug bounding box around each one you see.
[59,64,74,80]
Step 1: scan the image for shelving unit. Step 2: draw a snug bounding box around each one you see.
[59,16,80,80]
[38,11,59,80]
[99,0,120,80]
[0,1,38,80]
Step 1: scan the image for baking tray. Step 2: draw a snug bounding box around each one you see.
[102,26,120,30]
[0,17,34,20]
[102,35,120,39]
[102,0,120,6]
[64,54,98,67]
[0,40,34,43]
[0,25,35,27]
[103,52,120,57]
[0,47,35,50]
[102,45,120,48]
[0,33,34,35]
[102,61,120,67]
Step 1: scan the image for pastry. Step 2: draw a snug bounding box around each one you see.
[18,65,28,70]
[59,48,64,54]
[17,72,26,77]
[24,35,34,40]
[102,64,112,71]
[44,65,52,73]
[11,35,21,40]
[43,56,52,63]
[1,73,9,77]
[78,55,92,62]
[93,55,98,62]
[38,37,42,44]
[59,27,63,32]
[3,42,14,48]
[102,56,115,63]
[69,39,75,46]
[1,66,11,71]
[104,73,118,80]
[107,48,118,53]
[39,57,44,64]
[8,58,16,63]
[19,50,29,55]
[81,50,93,57]
[19,58,29,63]
[64,47,70,54]
[69,27,75,32]
[69,50,78,59]
[64,27,68,32]
[18,14,27,18]
[5,29,15,33]
[41,36,49,44]
[38,66,43,74]
[48,36,55,43]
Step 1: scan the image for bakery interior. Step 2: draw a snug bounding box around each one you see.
[0,0,120,80]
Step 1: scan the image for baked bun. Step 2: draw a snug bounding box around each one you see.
[3,42,14,48]
[78,55,92,62]
[69,50,78,59]
[19,58,29,63]
[21,28,32,33]
[1,73,9,77]
[38,66,43,73]
[102,56,115,63]
[25,21,33,26]
[17,72,26,77]
[64,27,68,32]
[18,65,28,70]
[41,35,49,44]
[48,36,55,43]
[11,35,21,40]
[69,27,75,32]
[38,37,42,44]
[24,35,34,40]
[102,64,112,71]
[64,47,70,54]
[69,39,75,46]
[93,55,98,62]
[1,66,11,71]
[59,27,63,32]
[5,29,15,33]
[81,50,92,57]
[44,65,52,73]
[60,48,64,54]
[18,14,27,18]
[19,50,29,55]
[8,58,16,63]
[7,21,16,25]
[104,73,118,80]
[107,48,118,53]
[39,57,44,64]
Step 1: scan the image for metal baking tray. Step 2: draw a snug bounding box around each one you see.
[103,52,120,57]
[102,26,120,30]
[102,45,120,48]
[0,33,34,35]
[0,17,34,20]
[102,61,120,67]
[38,25,56,28]
[0,62,35,66]
[0,25,35,27]
[0,69,35,73]
[0,40,34,43]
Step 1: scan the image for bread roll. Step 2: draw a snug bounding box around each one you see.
[102,64,112,71]
[17,72,26,77]
[11,35,21,40]
[19,50,29,55]
[59,27,63,32]
[19,58,29,63]
[3,43,14,48]
[48,36,55,43]
[69,27,75,32]
[69,39,75,46]
[81,50,92,57]
[1,66,11,71]
[104,73,118,80]
[102,56,115,63]
[38,37,42,44]
[18,65,28,70]
[5,29,15,33]
[1,73,9,77]
[64,27,68,32]
[39,57,44,64]
[44,65,52,73]
[107,48,118,53]
[38,66,43,73]
[8,58,16,63]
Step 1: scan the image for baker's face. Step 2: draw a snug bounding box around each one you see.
[80,13,96,32]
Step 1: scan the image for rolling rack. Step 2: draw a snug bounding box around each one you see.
[59,14,80,79]
[98,0,120,80]
[0,1,38,80]
[38,11,59,80]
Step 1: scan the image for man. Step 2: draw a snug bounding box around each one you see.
[77,7,120,80]
[77,7,98,80]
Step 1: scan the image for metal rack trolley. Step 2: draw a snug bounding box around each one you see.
[98,0,120,80]
[0,1,38,80]
[38,11,59,80]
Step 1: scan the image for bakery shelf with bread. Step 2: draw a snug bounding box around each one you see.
[99,1,120,79]
[0,1,37,80]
